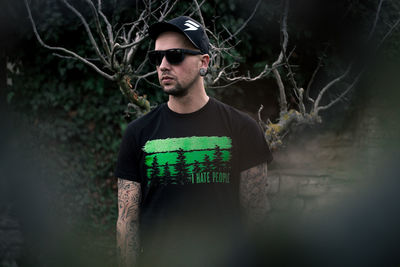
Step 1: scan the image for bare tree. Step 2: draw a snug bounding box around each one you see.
[258,0,400,149]
[24,0,270,117]
[25,0,400,147]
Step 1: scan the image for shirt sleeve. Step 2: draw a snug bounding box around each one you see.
[114,125,142,183]
[237,114,273,172]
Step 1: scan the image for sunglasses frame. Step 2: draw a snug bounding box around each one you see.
[148,48,203,66]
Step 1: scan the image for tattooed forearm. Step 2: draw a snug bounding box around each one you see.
[239,162,270,226]
[117,178,141,267]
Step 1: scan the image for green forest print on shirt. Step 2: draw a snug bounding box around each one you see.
[143,136,232,186]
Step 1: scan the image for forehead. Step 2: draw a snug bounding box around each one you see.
[154,31,195,50]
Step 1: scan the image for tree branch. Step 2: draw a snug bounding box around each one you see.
[283,46,301,102]
[164,0,180,18]
[97,0,114,49]
[212,63,272,84]
[317,72,361,112]
[53,53,101,62]
[193,0,206,27]
[312,0,393,115]
[312,64,352,114]
[61,0,109,67]
[207,80,240,89]
[367,0,385,41]
[220,0,261,47]
[273,68,287,113]
[377,17,400,48]
[84,0,111,57]
[257,104,267,131]
[24,0,116,81]
[272,0,290,114]
[133,70,157,91]
[272,0,289,68]
[305,49,328,104]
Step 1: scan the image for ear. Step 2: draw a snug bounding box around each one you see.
[200,54,210,69]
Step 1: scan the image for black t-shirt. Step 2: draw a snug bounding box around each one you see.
[115,97,272,266]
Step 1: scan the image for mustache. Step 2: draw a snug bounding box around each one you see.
[160,71,175,79]
[161,70,172,75]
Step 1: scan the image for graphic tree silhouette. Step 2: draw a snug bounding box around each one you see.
[192,160,201,174]
[212,145,224,172]
[203,154,213,173]
[174,148,190,185]
[149,155,160,186]
[163,162,171,186]
[191,160,202,184]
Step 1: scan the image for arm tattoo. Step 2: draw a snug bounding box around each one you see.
[239,162,270,226]
[117,178,141,267]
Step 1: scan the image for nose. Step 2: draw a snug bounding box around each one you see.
[159,55,170,71]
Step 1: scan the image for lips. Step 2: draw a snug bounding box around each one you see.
[161,76,174,83]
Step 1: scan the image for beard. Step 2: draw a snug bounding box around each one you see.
[163,82,189,97]
[161,73,199,97]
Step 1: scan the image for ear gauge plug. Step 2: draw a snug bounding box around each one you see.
[199,68,207,76]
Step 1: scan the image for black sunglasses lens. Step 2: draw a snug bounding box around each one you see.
[148,51,163,65]
[165,50,185,64]
[148,49,187,65]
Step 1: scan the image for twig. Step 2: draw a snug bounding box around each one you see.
[377,17,400,48]
[24,0,116,81]
[305,48,328,104]
[188,0,206,17]
[367,0,385,41]
[213,63,272,84]
[208,80,240,89]
[165,0,179,19]
[53,53,101,62]
[257,105,267,131]
[61,0,109,67]
[143,77,162,89]
[273,68,287,113]
[317,71,362,112]
[220,0,261,47]
[97,0,114,49]
[114,38,146,50]
[85,0,111,57]
[272,0,289,68]
[272,0,290,113]
[127,8,146,42]
[283,45,300,101]
[193,0,206,27]
[313,64,352,113]
[133,70,157,91]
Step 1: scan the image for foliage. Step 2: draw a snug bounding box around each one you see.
[5,0,258,240]
[4,0,400,264]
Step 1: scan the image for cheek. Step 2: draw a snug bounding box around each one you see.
[182,62,199,77]
[156,67,162,78]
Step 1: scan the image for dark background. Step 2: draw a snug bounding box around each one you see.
[1,0,399,266]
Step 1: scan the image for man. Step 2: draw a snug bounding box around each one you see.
[115,16,273,267]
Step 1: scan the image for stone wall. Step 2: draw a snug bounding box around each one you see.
[266,132,357,215]
[266,95,394,216]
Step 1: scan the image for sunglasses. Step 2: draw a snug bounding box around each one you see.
[148,49,203,66]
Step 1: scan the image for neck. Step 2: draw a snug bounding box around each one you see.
[167,84,209,114]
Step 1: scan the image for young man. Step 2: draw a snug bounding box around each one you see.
[115,16,273,267]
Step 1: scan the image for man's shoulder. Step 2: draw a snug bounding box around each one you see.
[125,103,165,133]
[211,97,257,125]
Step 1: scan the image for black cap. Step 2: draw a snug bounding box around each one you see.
[148,16,210,55]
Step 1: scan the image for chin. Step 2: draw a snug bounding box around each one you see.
[163,86,188,97]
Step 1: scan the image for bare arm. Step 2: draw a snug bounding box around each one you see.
[239,162,270,228]
[117,178,141,267]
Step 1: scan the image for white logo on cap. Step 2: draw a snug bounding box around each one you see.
[184,20,200,31]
